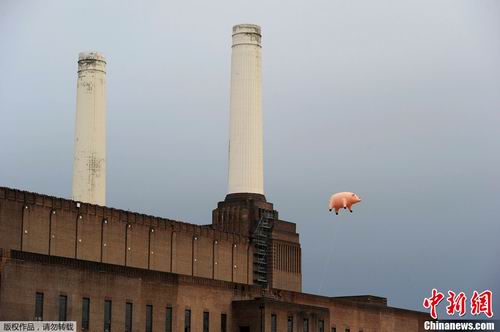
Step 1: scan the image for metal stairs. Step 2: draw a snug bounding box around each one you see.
[252,210,273,287]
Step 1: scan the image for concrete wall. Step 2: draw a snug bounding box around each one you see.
[0,187,252,285]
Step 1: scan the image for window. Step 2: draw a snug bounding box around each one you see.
[331,328,336,332]
[319,320,324,332]
[203,311,209,332]
[287,316,293,332]
[271,314,277,332]
[303,318,309,332]
[82,298,90,330]
[35,292,44,321]
[125,303,133,332]
[104,300,112,332]
[146,305,153,332]
[165,307,173,332]
[59,295,67,321]
[345,329,350,332]
[184,309,191,332]
[221,313,227,332]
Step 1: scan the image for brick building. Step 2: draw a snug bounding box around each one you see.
[0,187,428,331]
[0,24,429,331]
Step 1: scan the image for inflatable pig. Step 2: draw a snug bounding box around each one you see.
[329,192,362,215]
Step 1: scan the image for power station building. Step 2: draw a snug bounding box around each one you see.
[0,25,428,331]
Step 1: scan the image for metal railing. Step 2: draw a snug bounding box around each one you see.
[252,210,273,287]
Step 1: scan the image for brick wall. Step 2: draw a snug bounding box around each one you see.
[0,187,429,332]
[0,252,258,331]
[0,187,252,285]
[0,251,428,332]
[270,236,302,292]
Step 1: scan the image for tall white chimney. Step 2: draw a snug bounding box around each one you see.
[227,24,264,195]
[72,52,107,205]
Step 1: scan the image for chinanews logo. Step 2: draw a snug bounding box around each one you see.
[422,289,497,331]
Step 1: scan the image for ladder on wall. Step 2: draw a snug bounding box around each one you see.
[252,210,273,287]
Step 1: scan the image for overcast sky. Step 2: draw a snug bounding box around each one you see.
[1,0,499,316]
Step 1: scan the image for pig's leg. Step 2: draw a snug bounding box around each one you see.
[347,204,353,213]
[342,198,347,209]
[335,208,339,215]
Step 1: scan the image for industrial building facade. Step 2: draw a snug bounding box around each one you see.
[0,187,428,331]
[0,24,428,331]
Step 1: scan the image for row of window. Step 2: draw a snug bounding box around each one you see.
[34,292,228,332]
[35,292,362,332]
[333,328,363,332]
[270,314,324,332]
[270,314,361,332]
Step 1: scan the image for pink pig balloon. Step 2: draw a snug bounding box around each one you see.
[329,192,362,215]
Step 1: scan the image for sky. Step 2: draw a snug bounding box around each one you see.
[1,0,499,316]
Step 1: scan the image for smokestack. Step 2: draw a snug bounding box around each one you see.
[227,24,264,195]
[72,52,107,205]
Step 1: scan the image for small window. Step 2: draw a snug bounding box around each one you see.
[203,312,209,332]
[35,292,44,321]
[271,314,277,332]
[104,300,112,332]
[345,329,350,332]
[331,327,336,332]
[165,307,173,332]
[303,318,309,332]
[318,320,324,332]
[221,313,227,332]
[125,303,133,332]
[184,309,191,332]
[82,298,90,330]
[287,316,293,332]
[59,295,67,321]
[146,305,153,332]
